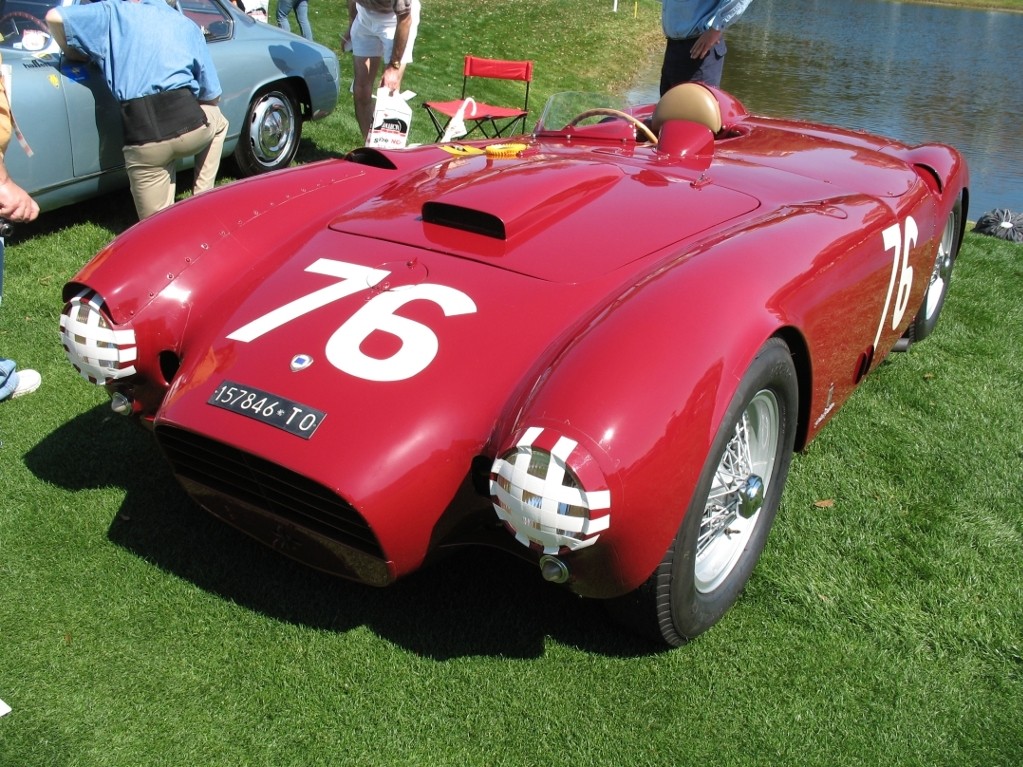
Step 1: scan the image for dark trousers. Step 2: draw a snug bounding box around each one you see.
[660,36,727,95]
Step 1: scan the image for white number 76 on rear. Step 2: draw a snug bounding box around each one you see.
[227,258,477,382]
[873,216,917,351]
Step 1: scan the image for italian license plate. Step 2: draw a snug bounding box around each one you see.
[208,380,326,439]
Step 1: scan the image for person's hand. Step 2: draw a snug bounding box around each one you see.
[690,28,722,59]
[0,177,40,223]
[381,65,403,95]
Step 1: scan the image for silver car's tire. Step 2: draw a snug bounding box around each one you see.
[608,338,798,646]
[233,85,302,176]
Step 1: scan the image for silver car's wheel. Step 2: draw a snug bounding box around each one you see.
[607,338,798,646]
[234,85,302,176]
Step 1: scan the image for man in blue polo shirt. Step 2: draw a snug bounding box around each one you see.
[46,0,228,219]
[659,0,753,95]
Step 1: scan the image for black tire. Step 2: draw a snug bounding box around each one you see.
[608,338,798,646]
[897,192,963,350]
[233,85,302,176]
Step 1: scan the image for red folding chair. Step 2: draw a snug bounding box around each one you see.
[423,55,534,142]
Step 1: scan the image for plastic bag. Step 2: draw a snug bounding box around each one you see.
[973,209,1023,243]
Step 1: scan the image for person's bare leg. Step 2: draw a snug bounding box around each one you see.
[352,55,381,141]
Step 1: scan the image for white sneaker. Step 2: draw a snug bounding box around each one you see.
[11,368,41,398]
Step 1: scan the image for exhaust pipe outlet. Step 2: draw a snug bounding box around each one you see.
[110,392,134,416]
[539,555,570,584]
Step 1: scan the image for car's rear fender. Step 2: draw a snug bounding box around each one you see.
[213,34,339,132]
[899,145,970,248]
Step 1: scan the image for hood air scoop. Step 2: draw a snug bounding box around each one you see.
[422,202,507,239]
[421,160,623,241]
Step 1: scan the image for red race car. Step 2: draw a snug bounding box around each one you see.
[60,84,968,645]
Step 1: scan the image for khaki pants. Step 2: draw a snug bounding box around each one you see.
[123,104,229,220]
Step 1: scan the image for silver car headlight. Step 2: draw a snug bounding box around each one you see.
[490,426,611,554]
[60,289,138,385]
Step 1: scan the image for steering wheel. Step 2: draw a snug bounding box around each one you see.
[0,11,51,35]
[566,108,659,145]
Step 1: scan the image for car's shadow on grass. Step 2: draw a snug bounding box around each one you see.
[293,136,349,165]
[25,403,662,660]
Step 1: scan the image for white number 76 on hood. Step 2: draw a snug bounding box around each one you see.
[227,258,477,382]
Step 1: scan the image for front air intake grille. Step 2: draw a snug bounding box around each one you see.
[155,425,383,558]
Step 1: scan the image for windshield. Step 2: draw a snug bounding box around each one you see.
[533,91,656,143]
[535,92,631,133]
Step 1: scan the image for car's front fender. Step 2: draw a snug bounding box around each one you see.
[493,195,915,598]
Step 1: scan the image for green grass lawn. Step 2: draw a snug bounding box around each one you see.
[3,233,1020,767]
[268,0,666,157]
[2,1,1022,764]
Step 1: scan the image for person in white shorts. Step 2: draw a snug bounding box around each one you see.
[343,0,421,141]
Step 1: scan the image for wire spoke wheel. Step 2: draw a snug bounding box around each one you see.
[922,204,958,322]
[900,192,963,347]
[695,388,780,593]
[607,338,798,646]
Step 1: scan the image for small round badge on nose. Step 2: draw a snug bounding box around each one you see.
[290,354,314,372]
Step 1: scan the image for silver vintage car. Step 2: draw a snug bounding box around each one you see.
[1,0,340,212]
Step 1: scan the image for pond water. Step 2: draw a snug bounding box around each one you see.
[628,0,1023,217]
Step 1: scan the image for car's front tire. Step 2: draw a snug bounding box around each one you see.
[609,338,798,646]
[233,84,303,176]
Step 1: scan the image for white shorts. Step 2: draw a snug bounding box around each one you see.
[351,0,421,64]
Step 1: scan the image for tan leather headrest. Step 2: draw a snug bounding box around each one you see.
[652,83,723,135]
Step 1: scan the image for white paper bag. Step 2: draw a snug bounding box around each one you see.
[366,88,413,149]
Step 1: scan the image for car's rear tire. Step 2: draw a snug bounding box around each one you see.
[608,338,798,646]
[895,192,963,350]
[233,84,302,176]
